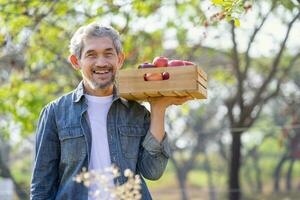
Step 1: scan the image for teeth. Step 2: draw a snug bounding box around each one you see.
[94,70,109,74]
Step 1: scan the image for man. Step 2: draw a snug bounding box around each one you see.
[30,22,191,200]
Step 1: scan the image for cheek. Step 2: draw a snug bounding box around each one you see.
[86,60,95,66]
[81,64,93,75]
[81,58,95,66]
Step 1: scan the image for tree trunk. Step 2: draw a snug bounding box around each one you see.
[204,152,217,200]
[177,170,188,200]
[273,153,288,192]
[12,179,28,200]
[0,155,29,200]
[286,158,295,191]
[171,158,189,200]
[229,132,242,200]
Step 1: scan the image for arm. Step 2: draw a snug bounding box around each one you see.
[149,96,191,142]
[30,104,60,200]
[138,96,191,180]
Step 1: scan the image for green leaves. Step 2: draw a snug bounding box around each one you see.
[0,76,58,138]
[212,0,224,5]
[132,0,161,17]
[234,18,240,27]
[210,0,246,26]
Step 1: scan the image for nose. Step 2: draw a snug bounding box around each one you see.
[95,56,109,68]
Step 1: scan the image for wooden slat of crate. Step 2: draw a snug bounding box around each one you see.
[129,92,148,100]
[118,66,198,93]
[117,65,207,100]
[145,91,161,97]
[197,73,207,89]
[197,67,207,81]
[190,83,207,99]
[158,91,178,97]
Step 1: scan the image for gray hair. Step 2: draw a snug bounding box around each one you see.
[69,22,123,58]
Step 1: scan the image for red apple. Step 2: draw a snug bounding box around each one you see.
[144,73,163,81]
[138,62,155,69]
[153,56,168,67]
[168,60,185,67]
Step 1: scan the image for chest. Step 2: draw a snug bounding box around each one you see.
[55,102,147,168]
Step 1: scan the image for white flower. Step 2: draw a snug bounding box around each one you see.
[74,166,141,200]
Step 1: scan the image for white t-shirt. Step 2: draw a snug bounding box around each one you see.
[85,94,113,200]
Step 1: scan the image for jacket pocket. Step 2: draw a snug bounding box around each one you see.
[118,126,146,159]
[58,126,87,163]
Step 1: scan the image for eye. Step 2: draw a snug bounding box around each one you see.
[105,52,113,57]
[87,53,96,58]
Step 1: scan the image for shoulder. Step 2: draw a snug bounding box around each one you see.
[39,89,81,129]
[42,90,76,114]
[54,90,76,106]
[52,89,77,106]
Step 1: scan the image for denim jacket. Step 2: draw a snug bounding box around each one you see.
[30,82,171,200]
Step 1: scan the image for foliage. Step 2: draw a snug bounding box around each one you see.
[0,76,58,139]
[210,0,251,26]
[0,0,232,138]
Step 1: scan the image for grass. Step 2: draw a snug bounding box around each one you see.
[147,167,300,200]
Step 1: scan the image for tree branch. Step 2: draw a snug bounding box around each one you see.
[247,10,300,117]
[243,132,274,162]
[245,103,264,128]
[0,156,11,178]
[244,51,299,127]
[231,22,241,76]
[225,97,236,124]
[243,3,275,77]
[285,51,300,74]
[120,12,130,34]
[17,0,59,51]
[231,21,244,117]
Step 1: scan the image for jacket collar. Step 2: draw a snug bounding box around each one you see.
[73,81,129,108]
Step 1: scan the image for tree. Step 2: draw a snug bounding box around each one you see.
[242,129,274,193]
[166,98,222,200]
[273,95,300,192]
[223,1,300,199]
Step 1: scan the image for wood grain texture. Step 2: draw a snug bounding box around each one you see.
[116,65,207,101]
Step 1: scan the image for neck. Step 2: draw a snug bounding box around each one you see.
[83,81,113,96]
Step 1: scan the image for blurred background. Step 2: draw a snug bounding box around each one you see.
[0,0,300,199]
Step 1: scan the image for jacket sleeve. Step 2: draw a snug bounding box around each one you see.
[30,103,60,200]
[137,107,171,180]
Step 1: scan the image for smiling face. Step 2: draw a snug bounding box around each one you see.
[70,36,124,96]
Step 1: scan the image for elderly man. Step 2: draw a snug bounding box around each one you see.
[30,22,190,200]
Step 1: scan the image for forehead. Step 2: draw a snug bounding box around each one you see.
[82,36,116,53]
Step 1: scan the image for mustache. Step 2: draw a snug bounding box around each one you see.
[93,63,113,70]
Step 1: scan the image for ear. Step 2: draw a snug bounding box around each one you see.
[69,55,81,70]
[117,52,125,70]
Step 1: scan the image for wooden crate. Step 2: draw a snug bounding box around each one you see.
[116,65,207,101]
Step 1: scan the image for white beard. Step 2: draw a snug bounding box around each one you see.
[81,70,115,90]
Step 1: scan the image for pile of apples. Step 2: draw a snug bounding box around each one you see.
[138,56,194,68]
[139,56,195,81]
